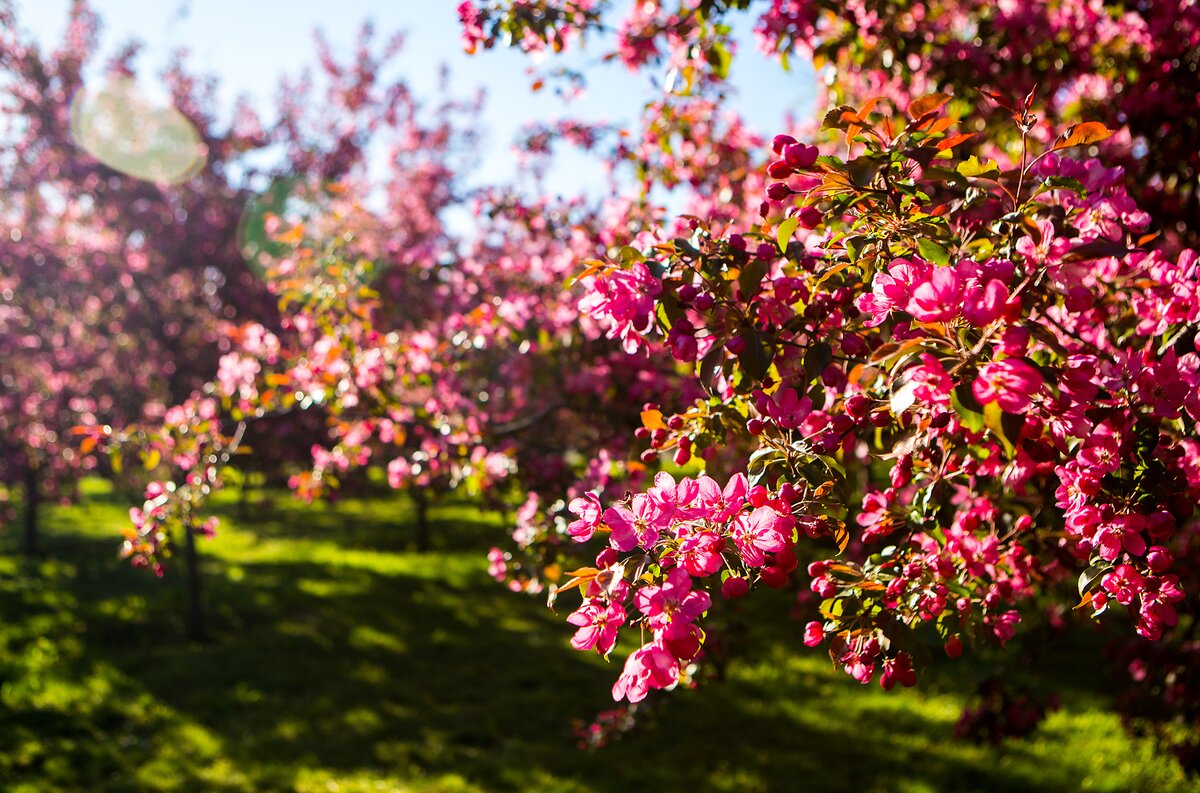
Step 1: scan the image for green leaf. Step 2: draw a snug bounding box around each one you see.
[705,41,732,79]
[923,166,966,186]
[950,384,985,433]
[982,402,1016,456]
[956,156,1001,180]
[738,256,770,300]
[617,245,643,264]
[848,155,884,188]
[821,105,858,132]
[736,329,774,380]
[917,238,951,265]
[776,217,799,252]
[803,341,833,384]
[843,235,863,262]
[1078,564,1108,596]
[890,378,919,415]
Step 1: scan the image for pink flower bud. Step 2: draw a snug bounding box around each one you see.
[766,182,793,201]
[797,205,822,229]
[771,134,797,154]
[1147,546,1174,573]
[761,565,790,588]
[722,576,750,599]
[783,143,818,169]
[767,160,794,179]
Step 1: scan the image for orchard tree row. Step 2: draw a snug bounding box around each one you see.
[4,0,1200,769]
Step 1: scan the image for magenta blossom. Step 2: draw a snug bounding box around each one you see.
[908,266,964,322]
[567,493,603,542]
[730,506,790,567]
[634,567,712,630]
[604,494,668,552]
[611,641,681,703]
[972,358,1044,413]
[567,598,627,655]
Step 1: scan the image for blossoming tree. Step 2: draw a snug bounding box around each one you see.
[458,0,1200,763]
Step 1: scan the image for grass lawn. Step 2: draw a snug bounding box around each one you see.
[0,478,1195,793]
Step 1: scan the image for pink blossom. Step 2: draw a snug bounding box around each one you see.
[907,266,963,322]
[567,493,603,542]
[972,358,1044,413]
[731,506,789,567]
[604,494,668,552]
[611,641,680,703]
[567,599,627,655]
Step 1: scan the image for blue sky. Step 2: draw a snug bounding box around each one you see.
[13,1,818,198]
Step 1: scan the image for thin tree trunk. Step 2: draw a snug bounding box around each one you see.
[183,523,205,641]
[22,463,40,555]
[413,489,431,553]
[238,469,250,520]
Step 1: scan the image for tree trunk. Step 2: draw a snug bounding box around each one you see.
[22,463,40,555]
[413,489,431,553]
[238,470,250,520]
[183,523,206,641]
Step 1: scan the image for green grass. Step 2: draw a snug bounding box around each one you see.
[0,478,1195,793]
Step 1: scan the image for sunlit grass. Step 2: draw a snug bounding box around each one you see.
[0,478,1194,792]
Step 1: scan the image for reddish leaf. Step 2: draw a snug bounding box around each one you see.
[927,117,956,135]
[1052,122,1114,151]
[980,88,1014,112]
[936,132,976,150]
[641,409,667,431]
[1022,83,1039,112]
[908,92,951,119]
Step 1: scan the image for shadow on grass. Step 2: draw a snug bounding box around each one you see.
[0,487,1193,793]
[198,489,508,555]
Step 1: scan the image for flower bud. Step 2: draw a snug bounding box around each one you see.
[760,565,790,588]
[1147,546,1174,573]
[766,182,793,201]
[722,576,750,599]
[771,133,797,154]
[767,160,794,179]
[797,205,822,229]
[783,142,818,169]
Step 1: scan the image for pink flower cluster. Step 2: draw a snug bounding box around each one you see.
[578,262,664,354]
[561,472,804,701]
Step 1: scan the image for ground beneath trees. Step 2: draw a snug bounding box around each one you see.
[0,479,1194,793]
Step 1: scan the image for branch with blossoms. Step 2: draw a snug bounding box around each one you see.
[73,397,242,576]
[549,93,1198,707]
